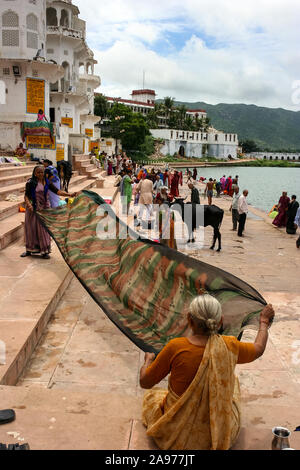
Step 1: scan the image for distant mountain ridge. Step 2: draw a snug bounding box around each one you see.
[157,100,300,151]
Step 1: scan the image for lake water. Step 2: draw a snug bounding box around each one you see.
[179,166,300,213]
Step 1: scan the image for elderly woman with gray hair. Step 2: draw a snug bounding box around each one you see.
[140,294,274,450]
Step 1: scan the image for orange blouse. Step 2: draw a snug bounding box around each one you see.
[145,336,256,397]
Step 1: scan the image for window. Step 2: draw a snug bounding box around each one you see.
[26,13,37,31]
[46,7,57,26]
[47,48,54,54]
[2,29,19,46]
[2,11,19,27]
[215,134,218,141]
[2,11,19,46]
[60,9,69,28]
[26,13,38,49]
[27,31,38,48]
[3,67,10,75]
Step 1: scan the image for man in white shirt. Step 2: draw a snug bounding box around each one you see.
[237,189,249,237]
[229,186,240,231]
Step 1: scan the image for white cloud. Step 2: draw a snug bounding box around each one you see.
[75,0,300,109]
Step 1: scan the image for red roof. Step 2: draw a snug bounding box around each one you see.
[187,109,207,113]
[100,95,155,107]
[131,89,156,96]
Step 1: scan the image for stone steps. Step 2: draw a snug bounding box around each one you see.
[0,242,73,386]
[0,200,22,222]
[0,177,98,252]
[0,164,35,178]
[0,179,117,386]
[0,172,33,189]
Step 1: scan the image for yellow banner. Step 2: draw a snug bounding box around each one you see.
[56,143,65,161]
[61,117,73,128]
[26,78,45,115]
[106,141,112,146]
[26,135,56,150]
[89,141,99,152]
[85,128,93,137]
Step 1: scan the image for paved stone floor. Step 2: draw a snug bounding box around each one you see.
[1,176,300,450]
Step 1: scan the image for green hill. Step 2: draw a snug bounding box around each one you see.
[160,100,300,152]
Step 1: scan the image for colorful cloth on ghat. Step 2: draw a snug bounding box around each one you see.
[20,120,54,143]
[37,190,267,354]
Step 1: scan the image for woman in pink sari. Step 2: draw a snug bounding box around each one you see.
[272,192,290,227]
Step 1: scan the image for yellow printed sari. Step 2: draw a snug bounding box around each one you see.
[142,335,241,450]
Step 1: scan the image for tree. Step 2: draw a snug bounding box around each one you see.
[163,96,175,120]
[240,139,260,153]
[106,103,150,155]
[146,103,163,129]
[94,94,109,119]
[183,115,195,131]
[177,104,188,129]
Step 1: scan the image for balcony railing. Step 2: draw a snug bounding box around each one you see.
[47,26,83,40]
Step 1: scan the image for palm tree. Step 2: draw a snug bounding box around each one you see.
[184,115,196,131]
[177,104,188,129]
[201,117,210,131]
[163,96,175,120]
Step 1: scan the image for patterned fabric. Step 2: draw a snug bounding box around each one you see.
[142,335,241,450]
[20,120,54,143]
[37,190,266,354]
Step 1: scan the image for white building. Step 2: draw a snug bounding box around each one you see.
[150,128,239,159]
[247,152,300,162]
[0,0,101,160]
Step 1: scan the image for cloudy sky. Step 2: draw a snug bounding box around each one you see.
[75,0,300,110]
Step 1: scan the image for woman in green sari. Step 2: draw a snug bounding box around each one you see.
[122,169,133,215]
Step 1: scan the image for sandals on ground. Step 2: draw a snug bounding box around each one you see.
[0,409,15,425]
[0,443,30,450]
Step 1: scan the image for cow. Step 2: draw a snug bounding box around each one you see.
[170,198,224,251]
[57,160,73,192]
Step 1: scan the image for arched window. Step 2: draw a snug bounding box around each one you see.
[60,9,69,27]
[27,13,38,31]
[46,7,57,26]
[2,11,19,27]
[2,11,19,46]
[79,63,85,75]
[27,13,38,49]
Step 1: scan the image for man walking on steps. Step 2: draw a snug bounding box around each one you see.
[238,190,249,237]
